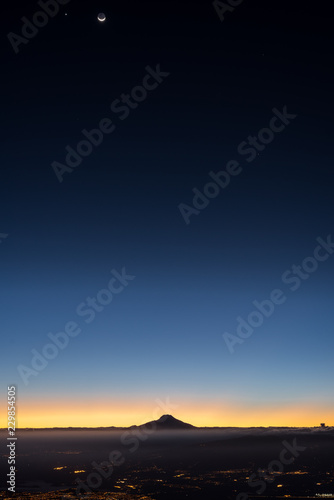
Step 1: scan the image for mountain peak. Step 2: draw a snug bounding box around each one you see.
[157,414,174,422]
[141,414,195,430]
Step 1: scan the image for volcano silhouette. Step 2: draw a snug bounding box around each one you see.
[133,414,195,430]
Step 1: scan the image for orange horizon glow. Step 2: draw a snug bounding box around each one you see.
[1,397,333,429]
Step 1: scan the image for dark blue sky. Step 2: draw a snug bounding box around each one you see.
[1,0,333,427]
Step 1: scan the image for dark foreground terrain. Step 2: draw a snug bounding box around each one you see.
[1,424,333,499]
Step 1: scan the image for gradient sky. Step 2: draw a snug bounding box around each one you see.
[1,0,333,428]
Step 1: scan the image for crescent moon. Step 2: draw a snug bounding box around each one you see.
[97,13,106,22]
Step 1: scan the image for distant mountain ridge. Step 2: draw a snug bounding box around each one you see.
[2,415,332,431]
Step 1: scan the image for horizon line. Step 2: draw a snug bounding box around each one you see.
[2,424,332,430]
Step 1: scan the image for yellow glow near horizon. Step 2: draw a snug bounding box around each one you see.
[0,396,333,429]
